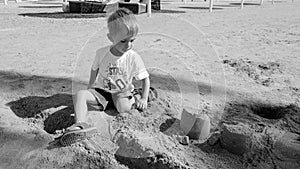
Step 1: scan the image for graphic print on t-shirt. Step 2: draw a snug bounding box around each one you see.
[103,63,128,92]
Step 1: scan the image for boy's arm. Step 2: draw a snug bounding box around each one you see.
[141,76,150,100]
[88,68,98,89]
[136,76,150,110]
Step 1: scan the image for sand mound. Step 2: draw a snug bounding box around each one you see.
[1,67,299,169]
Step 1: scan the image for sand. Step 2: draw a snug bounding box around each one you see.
[0,0,299,169]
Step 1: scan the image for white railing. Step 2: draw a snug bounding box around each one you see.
[162,0,284,12]
[3,0,22,5]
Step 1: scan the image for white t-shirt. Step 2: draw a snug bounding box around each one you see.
[91,46,149,93]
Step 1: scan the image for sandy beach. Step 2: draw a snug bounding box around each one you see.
[0,0,299,168]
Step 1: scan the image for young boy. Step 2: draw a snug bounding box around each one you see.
[60,8,150,145]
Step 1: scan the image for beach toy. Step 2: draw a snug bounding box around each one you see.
[66,0,119,13]
[180,108,210,140]
[118,0,147,14]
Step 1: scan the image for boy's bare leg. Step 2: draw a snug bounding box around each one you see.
[60,90,98,145]
[74,90,98,123]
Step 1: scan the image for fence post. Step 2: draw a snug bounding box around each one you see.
[241,0,245,9]
[209,0,213,12]
[260,0,263,5]
[147,0,151,17]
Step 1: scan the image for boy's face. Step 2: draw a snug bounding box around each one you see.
[113,35,136,54]
[108,25,137,54]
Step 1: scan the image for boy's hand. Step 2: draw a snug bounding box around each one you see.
[136,98,148,110]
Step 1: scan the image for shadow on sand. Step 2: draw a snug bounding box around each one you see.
[0,70,79,134]
[229,3,262,6]
[18,12,107,19]
[19,6,62,9]
[6,94,75,134]
[179,6,223,10]
[33,2,63,5]
[152,9,186,14]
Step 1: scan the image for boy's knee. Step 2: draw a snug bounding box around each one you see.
[76,90,90,99]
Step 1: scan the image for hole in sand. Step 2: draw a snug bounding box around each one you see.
[251,105,287,119]
[6,94,75,134]
[159,118,176,132]
[223,102,300,134]
[43,107,75,134]
[224,102,298,121]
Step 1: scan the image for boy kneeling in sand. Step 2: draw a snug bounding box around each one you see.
[60,8,150,146]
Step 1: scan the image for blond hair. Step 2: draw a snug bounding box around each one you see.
[107,8,139,42]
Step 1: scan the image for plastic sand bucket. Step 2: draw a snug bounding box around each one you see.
[180,108,210,140]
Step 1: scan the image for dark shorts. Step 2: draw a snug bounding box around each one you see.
[88,88,134,111]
